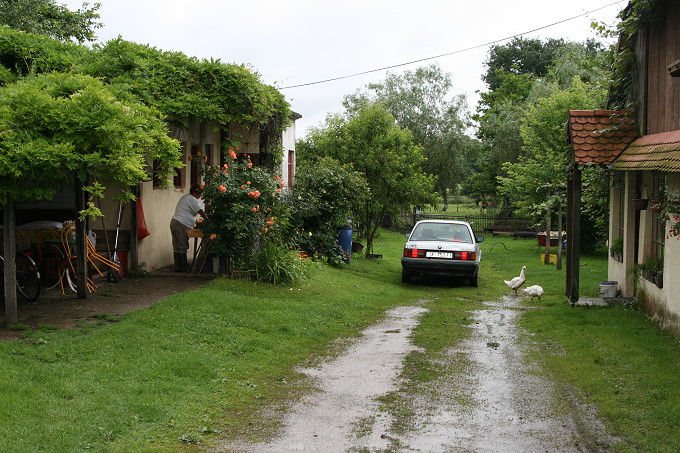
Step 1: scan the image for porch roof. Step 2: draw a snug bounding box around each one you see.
[612,129,680,172]
[567,110,638,166]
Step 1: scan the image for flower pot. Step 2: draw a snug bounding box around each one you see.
[650,200,663,213]
[632,198,649,210]
[654,275,663,288]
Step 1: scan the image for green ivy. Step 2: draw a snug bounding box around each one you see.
[607,0,660,110]
[0,26,291,164]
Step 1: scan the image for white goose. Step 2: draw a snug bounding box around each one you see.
[504,266,526,295]
[522,285,544,302]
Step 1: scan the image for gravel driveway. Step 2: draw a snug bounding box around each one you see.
[221,297,617,452]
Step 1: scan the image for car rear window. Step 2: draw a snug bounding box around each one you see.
[411,223,472,243]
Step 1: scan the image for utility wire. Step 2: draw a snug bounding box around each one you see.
[277,1,623,91]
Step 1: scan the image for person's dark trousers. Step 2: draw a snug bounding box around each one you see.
[178,253,189,272]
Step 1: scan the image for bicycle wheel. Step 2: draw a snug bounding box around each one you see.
[16,254,41,301]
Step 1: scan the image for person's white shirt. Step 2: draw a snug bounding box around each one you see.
[172,193,204,228]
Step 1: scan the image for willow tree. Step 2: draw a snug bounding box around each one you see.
[0,71,180,211]
[1,72,181,320]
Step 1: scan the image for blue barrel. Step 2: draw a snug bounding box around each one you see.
[337,226,353,263]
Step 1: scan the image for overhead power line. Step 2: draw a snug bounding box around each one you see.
[278,1,623,91]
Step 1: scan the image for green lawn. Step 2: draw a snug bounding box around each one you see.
[0,230,678,452]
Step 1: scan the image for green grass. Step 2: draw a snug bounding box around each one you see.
[520,286,680,452]
[0,231,679,452]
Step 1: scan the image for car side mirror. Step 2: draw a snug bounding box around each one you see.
[476,236,484,243]
[405,233,411,240]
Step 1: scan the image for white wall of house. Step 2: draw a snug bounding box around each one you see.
[610,172,680,336]
[280,119,297,188]
[137,121,221,271]
[132,117,297,272]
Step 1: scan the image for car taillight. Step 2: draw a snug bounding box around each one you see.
[454,251,476,261]
[403,248,425,258]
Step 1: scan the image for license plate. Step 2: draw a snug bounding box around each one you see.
[426,251,452,259]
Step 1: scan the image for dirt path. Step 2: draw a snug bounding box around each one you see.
[0,272,213,341]
[221,297,617,452]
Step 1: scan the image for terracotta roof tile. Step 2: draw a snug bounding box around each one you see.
[567,110,638,165]
[612,129,680,171]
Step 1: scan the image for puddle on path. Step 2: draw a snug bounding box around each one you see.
[222,304,428,453]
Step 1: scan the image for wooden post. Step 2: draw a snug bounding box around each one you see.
[74,177,87,298]
[130,186,139,274]
[557,196,563,270]
[566,168,582,305]
[3,194,18,325]
[544,187,552,264]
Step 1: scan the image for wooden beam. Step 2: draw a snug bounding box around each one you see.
[130,186,139,274]
[557,198,563,270]
[566,168,582,305]
[3,194,18,325]
[74,177,87,298]
[544,187,552,264]
[668,59,680,77]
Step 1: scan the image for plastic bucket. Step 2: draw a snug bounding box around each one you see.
[599,281,618,298]
[337,226,353,263]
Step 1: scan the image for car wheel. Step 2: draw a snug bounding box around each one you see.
[401,270,412,283]
[469,275,478,287]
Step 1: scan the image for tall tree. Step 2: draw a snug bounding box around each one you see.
[481,37,565,93]
[472,38,611,211]
[344,64,473,199]
[0,0,101,42]
[297,103,437,253]
[497,77,607,217]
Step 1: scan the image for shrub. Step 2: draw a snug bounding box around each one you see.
[287,157,368,261]
[199,149,285,273]
[247,241,315,285]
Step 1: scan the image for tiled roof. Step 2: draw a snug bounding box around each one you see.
[567,110,638,165]
[612,129,680,172]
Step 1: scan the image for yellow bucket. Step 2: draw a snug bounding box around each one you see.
[540,253,557,264]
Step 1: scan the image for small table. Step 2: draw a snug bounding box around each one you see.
[187,229,204,264]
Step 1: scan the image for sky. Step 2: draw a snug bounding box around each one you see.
[61,0,625,137]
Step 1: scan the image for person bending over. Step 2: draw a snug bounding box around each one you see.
[170,184,208,272]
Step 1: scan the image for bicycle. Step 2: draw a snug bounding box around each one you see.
[0,246,41,302]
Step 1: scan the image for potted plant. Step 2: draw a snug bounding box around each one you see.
[629,257,664,291]
[641,257,664,288]
[610,238,624,262]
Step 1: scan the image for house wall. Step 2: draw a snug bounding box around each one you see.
[280,120,297,188]
[614,173,680,337]
[608,172,636,295]
[639,0,680,134]
[99,118,296,273]
[135,121,221,271]
[229,123,260,157]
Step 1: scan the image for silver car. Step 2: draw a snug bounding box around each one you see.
[401,220,483,286]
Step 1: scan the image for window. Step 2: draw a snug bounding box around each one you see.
[649,172,665,287]
[154,141,185,189]
[611,173,625,261]
[190,144,213,187]
[287,150,295,188]
[616,173,625,241]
